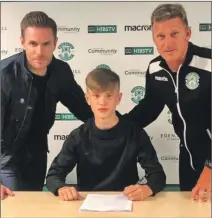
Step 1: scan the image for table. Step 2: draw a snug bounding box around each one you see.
[1,191,211,218]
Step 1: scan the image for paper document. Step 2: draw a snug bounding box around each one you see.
[79,194,132,212]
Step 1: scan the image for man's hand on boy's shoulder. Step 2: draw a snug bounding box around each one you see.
[123,184,153,201]
[57,186,83,201]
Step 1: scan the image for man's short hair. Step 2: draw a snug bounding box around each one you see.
[20,11,57,38]
[86,68,120,92]
[151,4,189,27]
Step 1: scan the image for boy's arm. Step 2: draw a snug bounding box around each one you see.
[46,132,78,195]
[137,128,166,195]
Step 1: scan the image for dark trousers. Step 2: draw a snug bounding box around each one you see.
[1,149,47,191]
[179,145,206,191]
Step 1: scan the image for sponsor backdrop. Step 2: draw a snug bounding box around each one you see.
[1,2,211,185]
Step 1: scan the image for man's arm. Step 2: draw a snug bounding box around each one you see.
[59,64,93,122]
[123,68,165,128]
[137,128,166,195]
[46,131,78,195]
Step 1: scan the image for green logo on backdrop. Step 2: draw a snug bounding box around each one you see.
[131,86,145,104]
[199,23,212,31]
[125,47,154,55]
[58,42,74,61]
[55,113,78,120]
[96,64,111,70]
[88,25,117,33]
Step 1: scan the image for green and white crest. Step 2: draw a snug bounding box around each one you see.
[131,86,145,104]
[185,72,200,90]
[58,42,74,61]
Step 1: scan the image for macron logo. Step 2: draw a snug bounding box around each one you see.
[155,76,168,81]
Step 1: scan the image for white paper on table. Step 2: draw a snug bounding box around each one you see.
[79,194,132,212]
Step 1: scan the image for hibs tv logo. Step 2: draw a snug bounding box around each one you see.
[125,47,154,55]
[88,25,117,33]
[131,86,145,104]
[58,42,74,61]
[199,23,212,31]
[55,113,78,120]
[96,64,111,70]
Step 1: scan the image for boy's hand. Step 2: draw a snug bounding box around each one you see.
[58,186,83,201]
[123,184,153,201]
[1,185,14,200]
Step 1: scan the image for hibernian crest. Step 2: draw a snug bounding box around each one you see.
[131,86,145,104]
[185,72,200,90]
[58,42,74,61]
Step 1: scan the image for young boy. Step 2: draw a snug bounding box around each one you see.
[46,68,166,201]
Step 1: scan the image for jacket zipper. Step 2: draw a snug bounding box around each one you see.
[162,66,195,171]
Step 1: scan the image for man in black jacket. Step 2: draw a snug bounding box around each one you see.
[0,11,93,191]
[46,68,166,201]
[124,4,211,201]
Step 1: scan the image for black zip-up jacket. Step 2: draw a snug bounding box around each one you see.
[125,42,211,170]
[0,52,93,165]
[46,118,166,195]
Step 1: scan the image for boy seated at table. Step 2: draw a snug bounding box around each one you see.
[46,68,166,201]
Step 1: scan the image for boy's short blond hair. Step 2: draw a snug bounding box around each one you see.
[86,68,120,92]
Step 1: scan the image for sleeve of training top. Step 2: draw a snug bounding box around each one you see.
[136,128,166,195]
[122,66,165,128]
[46,131,78,195]
[59,63,93,123]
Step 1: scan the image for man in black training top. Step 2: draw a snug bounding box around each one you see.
[123,4,211,201]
